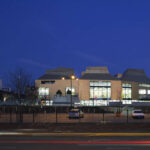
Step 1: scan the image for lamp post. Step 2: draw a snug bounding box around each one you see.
[62,75,76,108]
[70,75,75,108]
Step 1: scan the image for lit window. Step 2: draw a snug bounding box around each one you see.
[122,83,132,99]
[122,83,132,87]
[147,90,150,94]
[90,81,111,100]
[139,89,146,94]
[39,87,49,96]
[139,84,150,87]
[66,87,75,95]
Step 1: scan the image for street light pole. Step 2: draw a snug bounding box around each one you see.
[70,77,72,108]
[70,75,75,108]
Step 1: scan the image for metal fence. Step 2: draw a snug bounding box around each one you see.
[0,106,150,124]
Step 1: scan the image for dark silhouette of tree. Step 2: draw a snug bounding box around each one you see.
[56,90,62,96]
[67,89,71,95]
[6,67,32,100]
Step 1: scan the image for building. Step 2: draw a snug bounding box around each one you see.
[35,67,150,103]
[35,67,79,101]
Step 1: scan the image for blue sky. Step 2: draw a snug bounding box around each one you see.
[0,0,150,85]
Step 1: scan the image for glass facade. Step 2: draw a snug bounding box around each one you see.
[139,89,150,100]
[90,81,111,100]
[139,84,150,87]
[122,83,132,100]
[139,84,150,100]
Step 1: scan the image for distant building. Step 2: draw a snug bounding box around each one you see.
[35,66,150,101]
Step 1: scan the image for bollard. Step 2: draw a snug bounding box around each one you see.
[127,108,129,123]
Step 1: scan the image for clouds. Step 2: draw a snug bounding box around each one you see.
[73,50,119,69]
[19,58,50,69]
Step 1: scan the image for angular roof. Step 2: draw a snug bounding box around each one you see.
[38,74,71,80]
[38,67,74,80]
[121,69,150,83]
[80,73,117,80]
[80,67,117,80]
[46,67,74,74]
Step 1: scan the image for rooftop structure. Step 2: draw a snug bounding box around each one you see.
[38,67,75,80]
[121,69,150,83]
[80,67,117,80]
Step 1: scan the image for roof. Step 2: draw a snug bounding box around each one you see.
[121,69,150,84]
[38,74,71,80]
[85,66,109,74]
[80,73,117,80]
[46,67,74,74]
[38,67,75,80]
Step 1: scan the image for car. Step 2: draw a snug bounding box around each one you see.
[68,108,84,119]
[132,109,144,119]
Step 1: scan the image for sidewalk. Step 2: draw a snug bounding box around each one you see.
[0,123,150,133]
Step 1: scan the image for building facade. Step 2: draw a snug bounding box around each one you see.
[35,67,150,101]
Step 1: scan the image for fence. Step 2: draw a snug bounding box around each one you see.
[0,106,150,124]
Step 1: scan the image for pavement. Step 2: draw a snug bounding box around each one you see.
[1,123,150,149]
[1,132,150,150]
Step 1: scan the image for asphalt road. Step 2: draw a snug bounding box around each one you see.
[1,134,150,150]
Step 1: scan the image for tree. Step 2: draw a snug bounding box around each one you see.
[25,86,38,104]
[56,90,62,96]
[6,67,32,100]
[67,89,71,95]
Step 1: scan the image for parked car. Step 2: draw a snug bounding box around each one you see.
[69,108,84,119]
[132,109,144,119]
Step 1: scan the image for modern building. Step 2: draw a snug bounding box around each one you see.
[35,67,150,103]
[35,67,79,100]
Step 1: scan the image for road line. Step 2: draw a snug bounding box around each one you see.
[1,140,150,144]
[1,132,150,136]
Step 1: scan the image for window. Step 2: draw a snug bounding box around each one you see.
[139,89,150,100]
[90,81,111,100]
[39,87,49,96]
[139,84,150,87]
[41,81,55,84]
[122,83,132,100]
[139,89,146,95]
[147,90,150,94]
[66,87,75,95]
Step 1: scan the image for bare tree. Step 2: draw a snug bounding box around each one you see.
[25,86,38,104]
[6,67,32,100]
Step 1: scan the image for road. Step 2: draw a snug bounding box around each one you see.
[0,132,150,150]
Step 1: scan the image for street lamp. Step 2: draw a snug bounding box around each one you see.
[70,75,75,108]
[62,75,76,108]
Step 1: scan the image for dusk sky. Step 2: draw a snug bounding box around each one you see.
[1,0,150,85]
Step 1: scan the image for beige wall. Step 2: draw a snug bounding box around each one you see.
[78,80,90,100]
[35,79,140,100]
[111,80,122,100]
[35,79,79,100]
[79,80,122,100]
